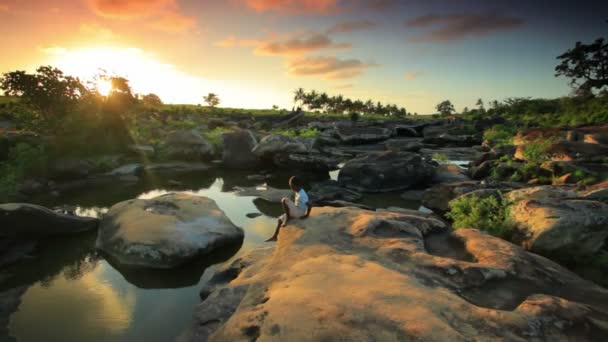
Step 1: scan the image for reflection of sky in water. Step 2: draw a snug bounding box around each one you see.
[9,177,279,342]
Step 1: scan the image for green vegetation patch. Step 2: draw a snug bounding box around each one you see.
[447,193,514,238]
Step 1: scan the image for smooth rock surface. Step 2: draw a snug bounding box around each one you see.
[222,130,259,169]
[184,207,608,341]
[96,193,244,268]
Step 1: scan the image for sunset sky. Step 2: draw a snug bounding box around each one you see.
[0,0,606,113]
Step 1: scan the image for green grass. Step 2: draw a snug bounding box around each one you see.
[202,127,232,152]
[447,193,514,238]
[0,96,19,104]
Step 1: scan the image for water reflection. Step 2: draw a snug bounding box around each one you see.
[100,241,242,289]
[6,171,283,342]
[10,264,137,342]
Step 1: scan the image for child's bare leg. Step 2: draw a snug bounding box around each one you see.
[281,198,291,227]
[265,220,282,242]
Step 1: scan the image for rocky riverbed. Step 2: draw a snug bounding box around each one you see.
[1,116,607,341]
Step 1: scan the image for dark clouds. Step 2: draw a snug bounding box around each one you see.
[406,12,524,42]
[287,56,376,79]
[327,20,377,34]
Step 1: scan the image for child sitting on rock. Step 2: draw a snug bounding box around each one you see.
[265,176,310,242]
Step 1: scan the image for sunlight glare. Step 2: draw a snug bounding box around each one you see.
[96,79,112,96]
[45,46,286,108]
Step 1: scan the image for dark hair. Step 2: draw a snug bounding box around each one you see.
[288,176,302,188]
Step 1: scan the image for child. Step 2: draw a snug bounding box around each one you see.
[265,176,310,242]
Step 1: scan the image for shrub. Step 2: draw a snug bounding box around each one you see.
[447,194,514,238]
[522,138,555,164]
[483,124,516,146]
[0,142,48,201]
[349,112,360,123]
[432,153,449,162]
[203,127,231,152]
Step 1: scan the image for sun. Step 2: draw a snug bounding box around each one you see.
[96,79,113,96]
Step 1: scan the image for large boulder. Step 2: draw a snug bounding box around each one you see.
[221,130,259,169]
[0,203,99,237]
[510,198,608,257]
[272,153,338,172]
[251,134,308,159]
[334,124,392,144]
[48,159,93,180]
[384,139,423,152]
[96,193,244,268]
[164,130,214,161]
[308,180,363,204]
[338,151,437,193]
[183,207,608,341]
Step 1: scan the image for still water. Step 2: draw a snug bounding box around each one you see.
[3,169,419,342]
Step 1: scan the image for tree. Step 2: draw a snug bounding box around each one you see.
[476,98,485,111]
[293,88,305,108]
[436,100,455,117]
[142,93,163,107]
[0,66,86,119]
[204,93,220,107]
[556,38,608,93]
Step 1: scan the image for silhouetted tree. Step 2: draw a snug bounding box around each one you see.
[0,66,86,119]
[142,93,163,107]
[556,38,608,93]
[204,93,220,107]
[436,100,455,117]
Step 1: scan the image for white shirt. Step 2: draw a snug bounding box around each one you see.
[295,189,309,211]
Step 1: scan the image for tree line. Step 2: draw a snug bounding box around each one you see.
[293,88,410,117]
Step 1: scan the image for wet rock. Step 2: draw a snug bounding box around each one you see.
[183,207,608,341]
[16,179,45,195]
[108,163,143,177]
[96,193,244,268]
[164,129,214,161]
[0,203,99,238]
[48,159,92,180]
[334,124,392,144]
[510,198,608,257]
[246,213,262,219]
[338,151,437,193]
[222,130,259,169]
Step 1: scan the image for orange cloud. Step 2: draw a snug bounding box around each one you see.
[255,33,351,55]
[149,12,196,33]
[335,83,354,89]
[0,4,8,12]
[89,0,175,18]
[327,20,377,34]
[242,0,339,14]
[406,72,422,80]
[287,56,376,79]
[87,0,195,32]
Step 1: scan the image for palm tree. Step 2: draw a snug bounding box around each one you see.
[318,92,330,112]
[293,88,305,109]
[364,99,374,114]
